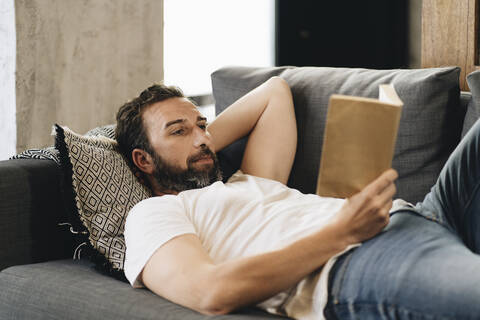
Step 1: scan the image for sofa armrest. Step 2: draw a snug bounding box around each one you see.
[0,159,73,270]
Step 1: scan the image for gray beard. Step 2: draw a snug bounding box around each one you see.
[150,148,222,193]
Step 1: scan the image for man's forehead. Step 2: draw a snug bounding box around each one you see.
[143,98,203,129]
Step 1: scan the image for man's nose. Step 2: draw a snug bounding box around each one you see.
[193,127,210,148]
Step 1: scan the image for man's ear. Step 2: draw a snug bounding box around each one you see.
[132,148,155,175]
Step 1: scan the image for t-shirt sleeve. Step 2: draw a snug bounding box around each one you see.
[123,195,196,288]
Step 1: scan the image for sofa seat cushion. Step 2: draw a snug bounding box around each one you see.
[0,260,289,320]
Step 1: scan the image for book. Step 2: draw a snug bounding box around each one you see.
[316,84,403,199]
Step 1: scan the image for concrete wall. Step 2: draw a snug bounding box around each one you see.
[0,0,16,160]
[15,0,164,152]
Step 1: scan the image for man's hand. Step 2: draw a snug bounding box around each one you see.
[332,169,398,244]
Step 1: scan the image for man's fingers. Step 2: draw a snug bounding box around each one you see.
[384,182,397,199]
[375,169,398,193]
[374,182,396,212]
[365,169,398,195]
[347,169,398,213]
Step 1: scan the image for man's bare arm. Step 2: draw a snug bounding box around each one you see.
[143,223,346,315]
[142,169,398,315]
[207,77,297,184]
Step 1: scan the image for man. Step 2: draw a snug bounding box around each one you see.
[115,78,480,319]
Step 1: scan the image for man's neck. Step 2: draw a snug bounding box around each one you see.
[148,177,179,196]
[154,190,178,196]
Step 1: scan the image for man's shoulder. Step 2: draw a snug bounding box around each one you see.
[130,180,233,219]
[129,194,182,217]
[137,194,179,205]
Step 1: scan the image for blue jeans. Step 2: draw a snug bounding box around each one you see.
[325,119,480,320]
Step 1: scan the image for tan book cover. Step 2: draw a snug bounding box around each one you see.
[316,84,403,199]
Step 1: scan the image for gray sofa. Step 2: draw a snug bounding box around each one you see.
[1,65,479,320]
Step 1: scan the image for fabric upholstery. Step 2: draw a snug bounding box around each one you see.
[0,260,289,320]
[460,91,473,137]
[55,125,151,275]
[212,66,463,204]
[0,159,73,271]
[463,71,480,137]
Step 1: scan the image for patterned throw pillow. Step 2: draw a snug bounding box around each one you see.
[10,146,61,163]
[54,125,151,279]
[10,124,117,164]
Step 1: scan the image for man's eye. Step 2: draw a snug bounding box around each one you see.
[172,129,184,135]
[198,124,207,131]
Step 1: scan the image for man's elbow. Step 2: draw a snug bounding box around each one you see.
[267,76,290,92]
[198,300,233,316]
[199,304,232,316]
[198,282,238,315]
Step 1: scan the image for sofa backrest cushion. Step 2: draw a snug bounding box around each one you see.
[463,70,480,137]
[212,66,463,204]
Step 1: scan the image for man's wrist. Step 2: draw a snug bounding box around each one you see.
[321,218,356,252]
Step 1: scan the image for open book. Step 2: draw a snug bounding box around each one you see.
[316,84,403,199]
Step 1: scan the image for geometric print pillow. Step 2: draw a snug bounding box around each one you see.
[54,125,151,278]
[11,124,117,164]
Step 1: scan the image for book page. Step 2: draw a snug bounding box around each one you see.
[379,84,402,106]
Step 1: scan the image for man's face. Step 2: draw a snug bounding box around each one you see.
[141,97,222,192]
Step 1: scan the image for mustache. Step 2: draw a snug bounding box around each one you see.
[187,147,216,164]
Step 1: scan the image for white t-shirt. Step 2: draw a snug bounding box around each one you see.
[124,171,367,319]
